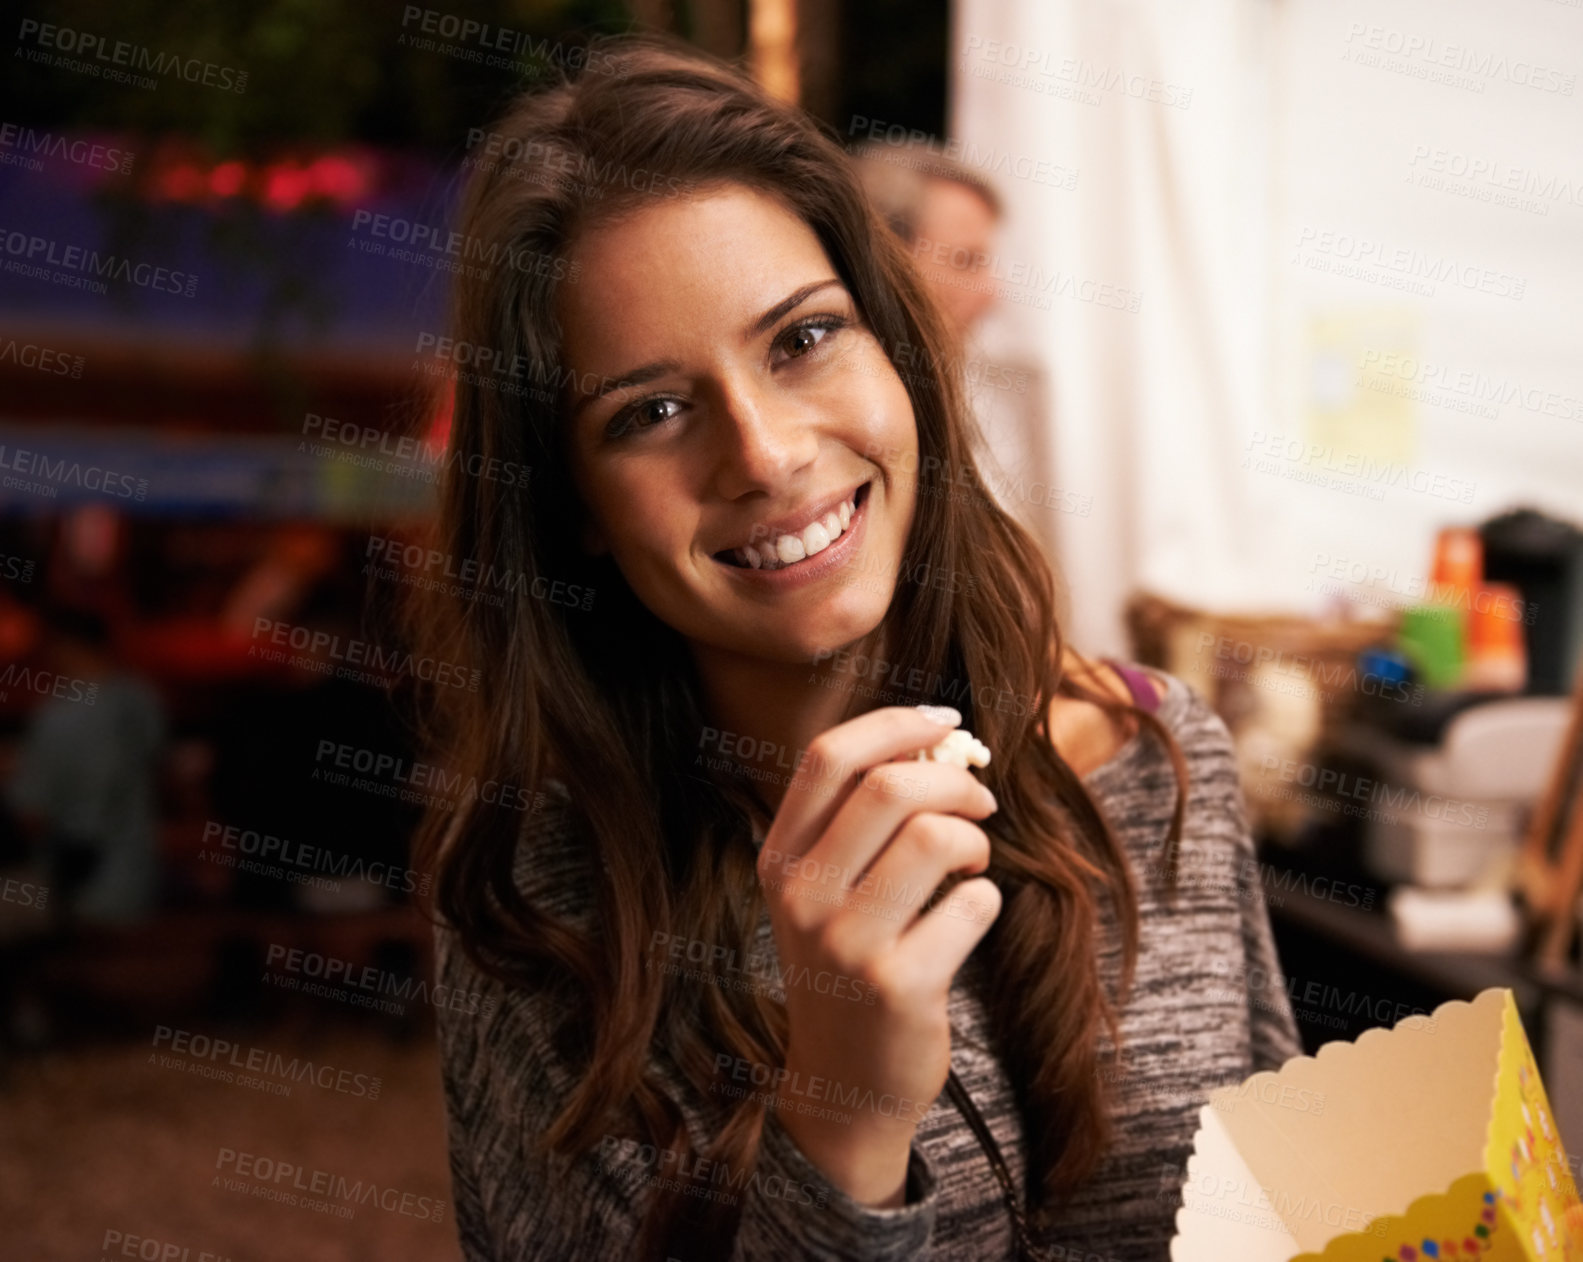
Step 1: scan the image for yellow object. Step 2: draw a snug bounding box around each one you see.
[1170,988,1581,1261]
[1308,307,1418,467]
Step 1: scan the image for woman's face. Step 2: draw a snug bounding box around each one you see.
[557,183,919,665]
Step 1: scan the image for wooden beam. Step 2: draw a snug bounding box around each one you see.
[750,0,800,103]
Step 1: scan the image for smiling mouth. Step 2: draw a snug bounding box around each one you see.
[714,481,871,571]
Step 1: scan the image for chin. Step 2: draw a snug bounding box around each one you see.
[717,591,892,666]
[793,594,892,662]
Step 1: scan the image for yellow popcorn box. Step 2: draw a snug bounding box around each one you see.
[1170,988,1581,1261]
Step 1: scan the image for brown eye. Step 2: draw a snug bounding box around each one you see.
[785,326,823,356]
[606,396,682,440]
[773,314,847,363]
[636,398,680,427]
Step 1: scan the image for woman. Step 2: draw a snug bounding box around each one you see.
[407,35,1301,1261]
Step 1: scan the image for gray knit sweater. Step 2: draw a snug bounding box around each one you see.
[433,669,1303,1260]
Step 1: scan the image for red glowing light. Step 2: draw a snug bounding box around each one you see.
[208,160,246,197]
[306,154,369,202]
[263,164,314,212]
[139,144,382,213]
[427,386,454,456]
[154,161,208,201]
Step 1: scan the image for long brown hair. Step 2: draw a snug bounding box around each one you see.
[402,33,1186,1258]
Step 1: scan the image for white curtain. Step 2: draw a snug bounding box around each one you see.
[951,0,1583,657]
[952,0,1277,655]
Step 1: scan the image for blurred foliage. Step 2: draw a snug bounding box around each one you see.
[4,0,633,159]
[840,0,947,138]
[1,0,639,363]
[4,0,948,153]
[0,0,946,367]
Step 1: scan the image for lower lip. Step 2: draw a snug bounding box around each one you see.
[714,484,871,590]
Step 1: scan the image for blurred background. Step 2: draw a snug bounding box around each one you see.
[1,0,1581,1257]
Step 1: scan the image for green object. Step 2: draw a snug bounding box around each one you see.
[1397,603,1466,690]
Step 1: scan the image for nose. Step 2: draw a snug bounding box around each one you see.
[705,371,820,500]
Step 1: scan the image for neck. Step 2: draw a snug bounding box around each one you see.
[689,625,890,819]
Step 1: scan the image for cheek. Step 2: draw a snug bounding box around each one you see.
[607,479,675,550]
[592,465,696,565]
[874,383,919,468]
[838,356,917,461]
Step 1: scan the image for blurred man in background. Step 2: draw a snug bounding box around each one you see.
[853,138,1004,336]
[5,606,165,927]
[852,137,1061,566]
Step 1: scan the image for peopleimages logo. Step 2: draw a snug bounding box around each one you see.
[101,1229,232,1262]
[349,209,580,282]
[214,1147,446,1222]
[0,122,134,174]
[1405,144,1583,212]
[0,439,147,503]
[1259,755,1490,829]
[0,227,197,297]
[151,1025,383,1099]
[311,737,542,812]
[959,35,1195,108]
[909,236,1143,312]
[1341,21,1576,96]
[1356,350,1581,423]
[0,664,97,705]
[460,128,690,200]
[363,533,594,612]
[264,943,497,1018]
[1243,431,1476,505]
[250,615,482,692]
[1292,226,1525,301]
[1308,550,1535,625]
[200,819,432,895]
[15,19,249,93]
[397,6,621,79]
[848,115,1079,193]
[0,338,84,377]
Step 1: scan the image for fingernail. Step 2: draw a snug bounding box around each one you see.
[915,704,961,726]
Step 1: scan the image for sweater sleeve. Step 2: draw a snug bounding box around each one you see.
[1237,839,1306,1073]
[1193,696,1305,1073]
[729,1109,940,1260]
[432,919,948,1260]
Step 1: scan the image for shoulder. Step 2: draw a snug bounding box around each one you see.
[431,783,596,1075]
[1150,668,1241,780]
[513,783,595,911]
[1049,649,1171,777]
[1059,648,1233,762]
[1078,660,1247,819]
[431,816,591,1110]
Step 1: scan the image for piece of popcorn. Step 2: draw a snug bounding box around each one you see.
[913,727,991,769]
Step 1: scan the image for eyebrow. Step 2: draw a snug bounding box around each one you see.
[748,278,844,337]
[568,278,847,419]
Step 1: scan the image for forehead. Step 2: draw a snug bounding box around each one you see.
[918,178,997,232]
[556,184,838,362]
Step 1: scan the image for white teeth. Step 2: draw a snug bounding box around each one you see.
[726,490,860,569]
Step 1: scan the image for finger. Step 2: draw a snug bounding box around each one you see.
[778,758,995,900]
[889,876,1003,996]
[826,813,992,958]
[761,704,971,864]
